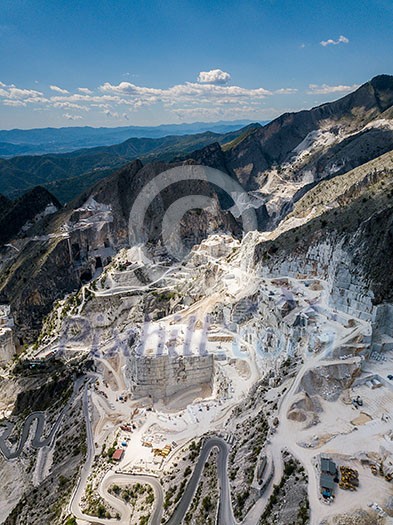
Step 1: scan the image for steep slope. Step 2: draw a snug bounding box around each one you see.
[0,187,60,245]
[0,158,240,342]
[0,194,12,217]
[187,75,393,229]
[253,149,393,307]
[226,74,393,173]
[2,74,393,342]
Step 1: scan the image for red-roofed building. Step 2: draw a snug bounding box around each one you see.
[112,449,124,461]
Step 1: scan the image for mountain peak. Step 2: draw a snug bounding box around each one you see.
[369,73,393,89]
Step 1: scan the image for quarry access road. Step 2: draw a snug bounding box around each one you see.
[94,263,182,297]
[68,379,116,524]
[0,376,84,460]
[165,436,236,525]
[100,472,164,525]
[246,320,367,525]
[70,377,163,525]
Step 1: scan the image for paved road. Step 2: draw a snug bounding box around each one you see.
[68,380,112,523]
[69,379,163,525]
[0,377,83,460]
[166,437,236,525]
[101,473,164,525]
[78,437,234,525]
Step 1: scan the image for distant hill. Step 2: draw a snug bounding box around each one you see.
[0,124,262,203]
[0,120,267,157]
[2,75,393,342]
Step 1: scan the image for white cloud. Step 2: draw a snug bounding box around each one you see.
[7,87,44,100]
[53,101,89,111]
[78,87,93,94]
[99,80,271,101]
[99,81,161,96]
[307,83,359,95]
[0,82,46,105]
[104,109,120,118]
[320,35,349,47]
[2,99,27,107]
[0,75,301,124]
[63,113,83,120]
[197,69,231,85]
[274,88,298,95]
[50,85,69,94]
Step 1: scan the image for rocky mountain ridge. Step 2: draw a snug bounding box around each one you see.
[1,74,393,344]
[1,75,393,525]
[0,124,261,202]
[187,75,393,229]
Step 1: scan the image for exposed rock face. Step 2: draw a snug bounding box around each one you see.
[287,392,322,425]
[0,328,15,366]
[298,361,361,401]
[0,159,242,341]
[0,305,15,365]
[3,75,393,343]
[258,238,376,322]
[253,149,393,315]
[126,353,214,403]
[188,75,393,230]
[224,75,393,177]
[371,304,393,353]
[0,237,80,342]
[0,186,60,245]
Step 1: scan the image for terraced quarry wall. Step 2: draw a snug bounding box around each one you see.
[126,354,214,402]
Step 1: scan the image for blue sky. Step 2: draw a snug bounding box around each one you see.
[0,0,392,129]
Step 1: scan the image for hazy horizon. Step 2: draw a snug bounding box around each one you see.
[2,0,392,129]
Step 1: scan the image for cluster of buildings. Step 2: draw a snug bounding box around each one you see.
[320,457,338,499]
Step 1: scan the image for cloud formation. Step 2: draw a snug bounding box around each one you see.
[3,99,27,107]
[197,69,231,85]
[307,83,359,95]
[0,73,300,122]
[0,83,44,101]
[78,87,93,94]
[50,85,69,94]
[63,113,83,120]
[320,35,349,47]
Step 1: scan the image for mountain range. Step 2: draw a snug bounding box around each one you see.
[1,75,393,525]
[1,74,393,343]
[0,120,264,157]
[0,124,261,202]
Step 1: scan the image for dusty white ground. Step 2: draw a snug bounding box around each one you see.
[22,232,393,524]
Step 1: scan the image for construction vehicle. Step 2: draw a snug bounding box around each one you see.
[339,465,359,490]
[352,396,363,408]
[339,481,355,491]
